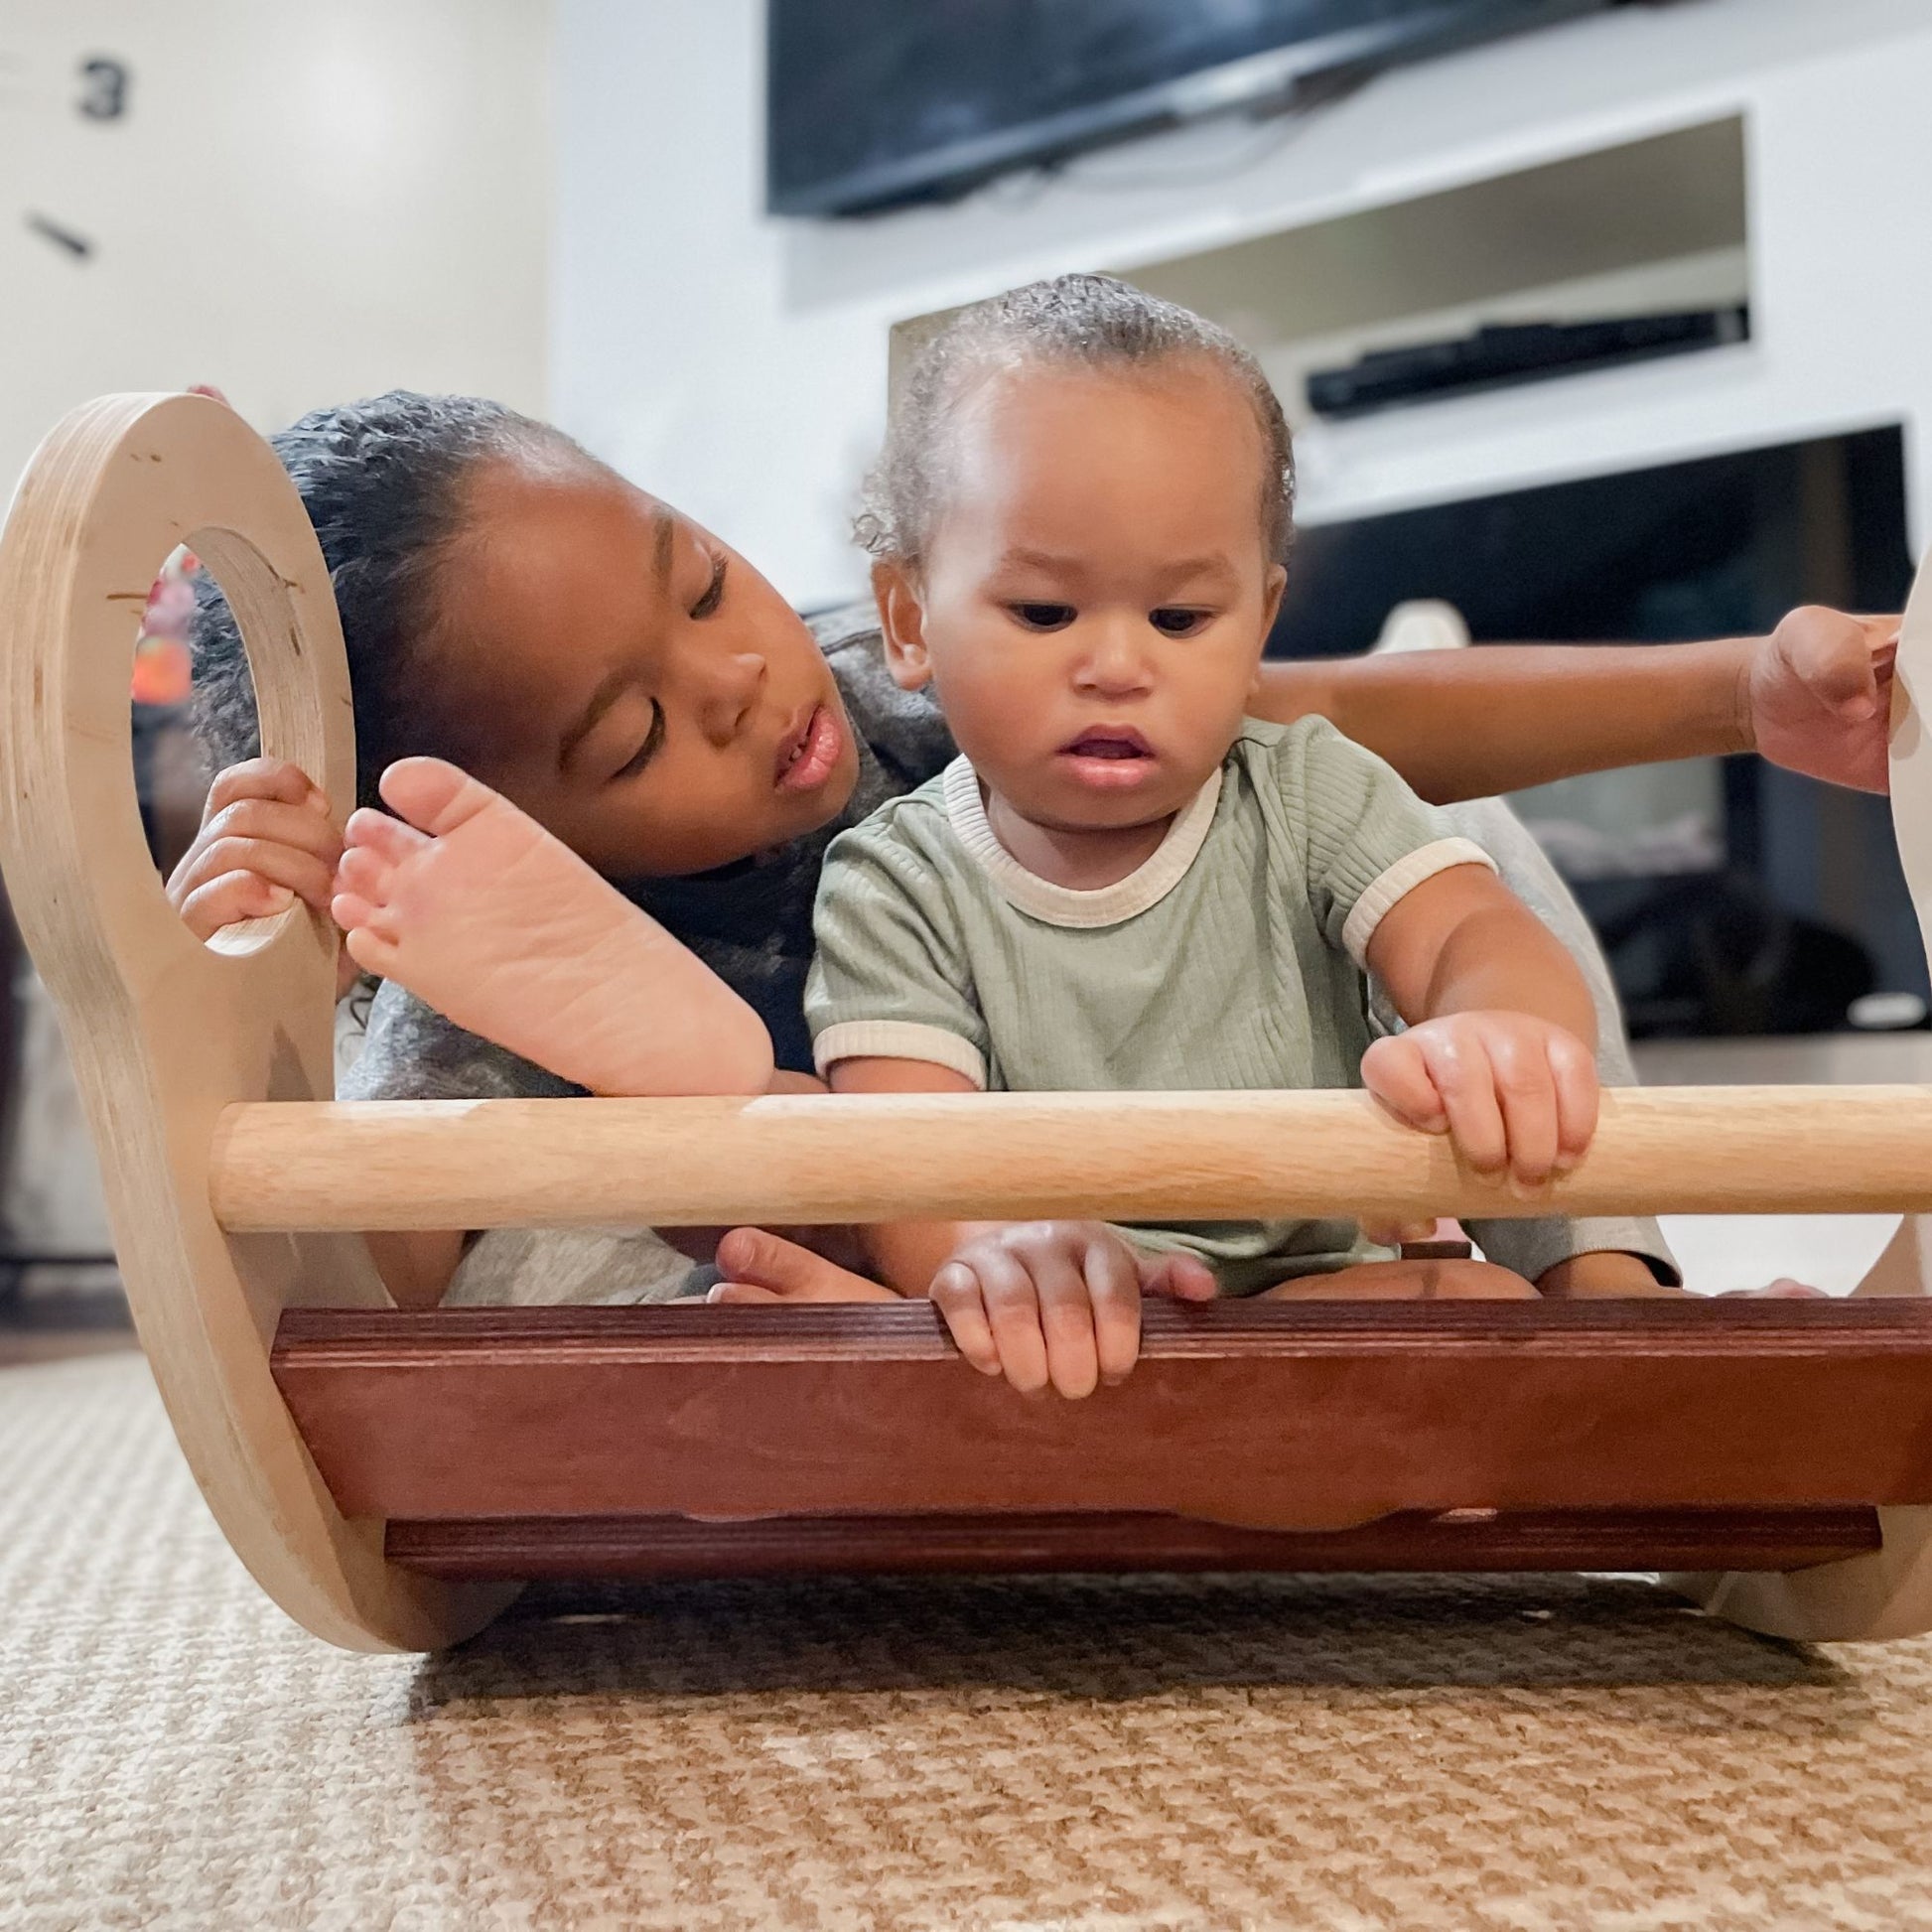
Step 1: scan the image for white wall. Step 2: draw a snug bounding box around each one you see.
[552,0,1932,612]
[1,0,551,1255]
[1,0,551,496]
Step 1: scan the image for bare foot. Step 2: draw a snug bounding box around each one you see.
[707,1226,901,1304]
[332,758,773,1096]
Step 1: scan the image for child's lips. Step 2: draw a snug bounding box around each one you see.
[775,703,843,792]
[1057,727,1158,787]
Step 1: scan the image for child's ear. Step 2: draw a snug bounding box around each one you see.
[873,559,934,691]
[1261,561,1288,633]
[1250,562,1289,698]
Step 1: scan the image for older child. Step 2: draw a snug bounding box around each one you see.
[172,385,1893,1312]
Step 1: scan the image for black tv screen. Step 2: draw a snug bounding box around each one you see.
[768,0,1627,216]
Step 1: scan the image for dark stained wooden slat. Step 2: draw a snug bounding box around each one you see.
[272,1300,1932,1535]
[384,1506,1882,1582]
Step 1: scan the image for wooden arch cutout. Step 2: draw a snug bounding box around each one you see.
[3,390,1932,1652]
[0,394,511,1649]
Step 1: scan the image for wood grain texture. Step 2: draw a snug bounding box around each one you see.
[383,1505,1882,1581]
[0,394,507,1652]
[273,1300,1932,1530]
[213,1082,1932,1232]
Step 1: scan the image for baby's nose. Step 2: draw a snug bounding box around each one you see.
[1077,622,1155,691]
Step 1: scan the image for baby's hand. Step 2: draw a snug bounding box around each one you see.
[1361,1012,1598,1193]
[931,1221,1216,1400]
[167,759,348,983]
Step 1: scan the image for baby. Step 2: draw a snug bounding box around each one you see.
[788,277,1606,1385]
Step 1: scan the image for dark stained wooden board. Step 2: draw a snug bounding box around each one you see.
[273,1300,1932,1534]
[384,1505,1881,1581]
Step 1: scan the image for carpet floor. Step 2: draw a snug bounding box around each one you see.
[6,1353,1932,1932]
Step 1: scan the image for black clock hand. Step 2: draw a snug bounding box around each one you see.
[24,213,93,259]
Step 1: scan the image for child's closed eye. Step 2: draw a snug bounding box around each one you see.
[610,701,666,782]
[690,552,728,621]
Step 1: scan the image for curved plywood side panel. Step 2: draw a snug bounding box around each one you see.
[0,394,510,1651]
[1679,554,1932,1643]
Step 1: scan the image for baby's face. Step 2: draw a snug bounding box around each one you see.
[428,460,861,878]
[887,360,1285,839]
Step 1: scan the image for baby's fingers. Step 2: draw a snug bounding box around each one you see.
[1031,1247,1101,1399]
[1078,1236,1145,1388]
[1547,1030,1600,1173]
[969,1250,1055,1395]
[1137,1251,1218,1303]
[1416,1029,1508,1176]
[1487,1029,1560,1190]
[929,1260,1002,1379]
[1360,1035,1448,1133]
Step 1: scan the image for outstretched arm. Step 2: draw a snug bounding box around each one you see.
[1251,607,1896,804]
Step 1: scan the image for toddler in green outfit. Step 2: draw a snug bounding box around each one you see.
[795,274,1616,1392]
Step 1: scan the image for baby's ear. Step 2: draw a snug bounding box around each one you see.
[873,560,934,691]
[1261,560,1288,633]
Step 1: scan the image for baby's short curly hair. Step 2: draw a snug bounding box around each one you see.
[855,272,1295,570]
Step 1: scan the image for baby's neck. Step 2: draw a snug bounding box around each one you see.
[982,788,1173,891]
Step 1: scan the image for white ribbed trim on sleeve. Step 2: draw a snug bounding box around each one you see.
[1338,836,1497,966]
[812,1019,988,1089]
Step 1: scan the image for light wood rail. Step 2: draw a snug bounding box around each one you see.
[212,1083,1932,1232]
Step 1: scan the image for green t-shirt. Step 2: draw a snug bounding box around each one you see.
[806,716,1497,1294]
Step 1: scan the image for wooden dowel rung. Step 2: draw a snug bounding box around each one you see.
[212,1084,1932,1232]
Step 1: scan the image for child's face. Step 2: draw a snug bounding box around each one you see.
[429,459,862,877]
[879,360,1286,838]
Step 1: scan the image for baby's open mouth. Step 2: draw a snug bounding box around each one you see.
[1060,727,1153,760]
[1056,726,1159,789]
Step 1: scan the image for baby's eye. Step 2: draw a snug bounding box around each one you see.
[1149,607,1210,637]
[1010,602,1076,632]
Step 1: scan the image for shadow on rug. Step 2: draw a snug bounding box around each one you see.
[410,1571,1851,1712]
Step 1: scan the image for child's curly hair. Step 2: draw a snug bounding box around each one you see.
[855,272,1295,571]
[191,391,589,809]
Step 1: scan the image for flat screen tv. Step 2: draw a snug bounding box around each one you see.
[768,0,1640,217]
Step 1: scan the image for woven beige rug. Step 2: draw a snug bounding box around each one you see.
[6,1353,1932,1932]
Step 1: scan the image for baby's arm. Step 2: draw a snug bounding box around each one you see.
[1360,863,1599,1187]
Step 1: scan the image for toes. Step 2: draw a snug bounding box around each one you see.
[330,890,396,945]
[334,844,393,906]
[378,757,499,838]
[341,923,398,980]
[343,805,431,868]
